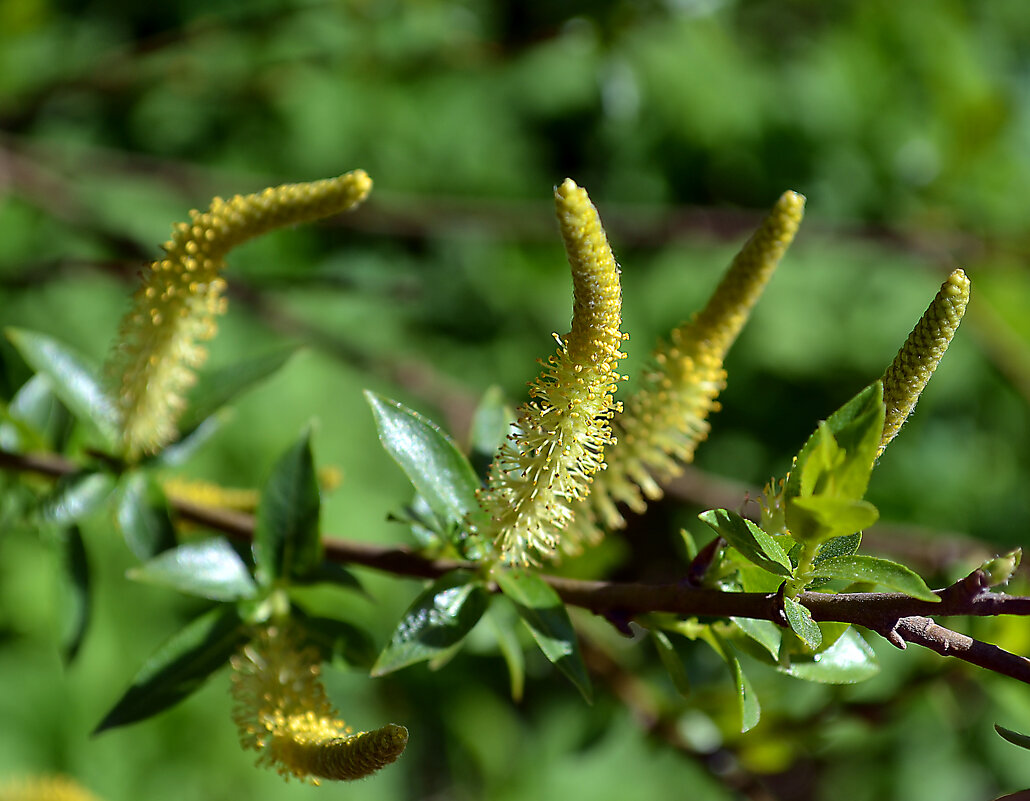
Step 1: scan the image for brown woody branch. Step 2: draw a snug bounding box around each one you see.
[2,446,1029,684]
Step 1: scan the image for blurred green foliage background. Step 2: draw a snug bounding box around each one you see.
[2,1,1030,799]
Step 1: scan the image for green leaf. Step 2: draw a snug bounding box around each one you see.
[995,724,1030,751]
[705,632,760,733]
[60,526,90,663]
[289,560,364,595]
[814,555,939,602]
[732,617,782,660]
[651,629,691,698]
[128,538,257,601]
[365,392,483,540]
[178,347,297,434]
[5,328,117,444]
[116,473,177,561]
[783,596,822,650]
[980,549,1022,588]
[294,613,378,670]
[813,533,863,565]
[698,509,793,577]
[493,569,591,702]
[487,599,525,703]
[372,571,488,676]
[780,628,879,684]
[38,471,116,525]
[95,606,247,733]
[0,373,71,451]
[254,429,321,586]
[150,409,231,467]
[786,496,879,545]
[468,385,514,478]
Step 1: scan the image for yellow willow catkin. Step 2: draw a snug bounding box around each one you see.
[478,178,626,566]
[879,268,970,454]
[107,170,372,460]
[574,191,805,540]
[0,776,102,801]
[230,625,407,784]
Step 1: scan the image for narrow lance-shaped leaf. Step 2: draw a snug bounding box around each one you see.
[5,328,118,444]
[95,605,248,732]
[783,596,822,650]
[372,570,489,676]
[366,391,484,541]
[651,629,692,699]
[698,509,793,577]
[128,537,258,601]
[493,569,592,701]
[60,525,90,664]
[116,472,177,561]
[995,724,1030,751]
[704,631,761,733]
[813,555,939,602]
[254,428,321,586]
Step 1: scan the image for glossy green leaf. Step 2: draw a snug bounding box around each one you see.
[95,606,247,732]
[699,509,793,577]
[813,555,938,601]
[783,596,822,650]
[38,471,116,525]
[651,629,691,698]
[468,385,514,478]
[254,429,321,586]
[372,571,489,676]
[787,496,879,545]
[179,347,297,434]
[493,569,591,701]
[365,391,483,539]
[60,525,90,663]
[116,473,177,561]
[4,328,117,444]
[732,617,782,660]
[128,537,257,601]
[0,374,70,451]
[780,628,879,684]
[995,724,1030,751]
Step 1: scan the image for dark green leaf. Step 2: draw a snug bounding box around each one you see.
[365,392,483,540]
[289,560,364,594]
[254,429,321,586]
[128,538,257,601]
[783,596,822,650]
[38,471,116,525]
[4,328,117,444]
[814,555,939,602]
[780,628,879,684]
[372,570,489,676]
[295,613,378,670]
[95,606,248,733]
[995,724,1030,751]
[179,347,297,434]
[60,526,90,663]
[493,569,591,701]
[116,473,177,561]
[651,629,691,698]
[487,599,525,702]
[698,509,793,577]
[468,385,514,478]
[732,617,781,660]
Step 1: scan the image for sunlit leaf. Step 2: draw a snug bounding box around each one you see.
[814,555,938,602]
[698,509,793,577]
[128,537,257,601]
[783,596,822,650]
[780,628,879,684]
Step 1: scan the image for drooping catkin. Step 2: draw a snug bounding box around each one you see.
[879,269,970,454]
[478,179,626,565]
[108,171,372,460]
[574,191,805,541]
[230,625,406,784]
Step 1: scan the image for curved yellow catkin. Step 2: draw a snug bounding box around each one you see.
[478,178,626,565]
[879,268,970,454]
[107,170,372,460]
[163,477,260,512]
[0,776,102,801]
[577,191,805,538]
[230,625,407,784]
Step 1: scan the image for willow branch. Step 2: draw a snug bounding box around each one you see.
[2,446,1029,684]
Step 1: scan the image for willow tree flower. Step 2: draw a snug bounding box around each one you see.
[107,170,372,460]
[879,268,970,454]
[578,191,805,538]
[231,625,407,783]
[479,178,626,565]
[0,776,102,801]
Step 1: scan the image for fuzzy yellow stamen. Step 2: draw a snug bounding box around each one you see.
[578,191,805,539]
[879,269,970,454]
[479,179,626,565]
[230,625,407,783]
[108,171,372,460]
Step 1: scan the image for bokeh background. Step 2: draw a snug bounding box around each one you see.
[2,1,1030,799]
